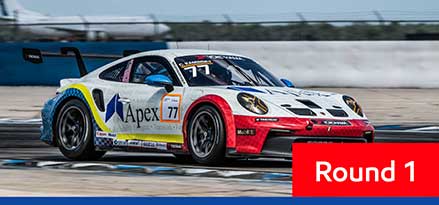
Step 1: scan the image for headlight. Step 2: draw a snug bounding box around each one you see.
[343,96,364,117]
[237,93,268,115]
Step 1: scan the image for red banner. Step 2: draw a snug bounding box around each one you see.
[292,143,439,196]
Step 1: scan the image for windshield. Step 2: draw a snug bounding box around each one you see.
[175,55,284,87]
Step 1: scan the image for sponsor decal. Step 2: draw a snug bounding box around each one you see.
[113,139,169,151]
[105,94,182,127]
[255,118,279,122]
[236,129,256,136]
[311,119,351,126]
[178,60,213,69]
[206,55,244,61]
[142,141,167,150]
[160,94,182,123]
[321,120,351,126]
[298,90,334,97]
[125,104,160,128]
[113,139,128,147]
[105,94,124,122]
[168,143,182,149]
[263,88,334,97]
[96,131,117,138]
[128,140,142,147]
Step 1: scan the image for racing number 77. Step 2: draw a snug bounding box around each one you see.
[168,106,179,119]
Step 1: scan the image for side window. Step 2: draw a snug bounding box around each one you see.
[129,56,181,86]
[99,61,129,82]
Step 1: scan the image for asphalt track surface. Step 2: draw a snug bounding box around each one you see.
[1,123,439,173]
[0,123,293,173]
[0,123,438,196]
[0,123,295,196]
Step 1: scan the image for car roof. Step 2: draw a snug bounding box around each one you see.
[129,49,248,59]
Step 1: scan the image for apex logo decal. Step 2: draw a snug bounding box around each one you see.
[104,93,161,128]
[105,94,124,122]
[125,104,160,128]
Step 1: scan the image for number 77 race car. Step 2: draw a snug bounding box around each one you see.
[23,47,374,165]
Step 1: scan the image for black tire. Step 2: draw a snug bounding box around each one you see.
[187,105,226,165]
[55,99,106,160]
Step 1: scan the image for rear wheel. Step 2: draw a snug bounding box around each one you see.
[55,99,105,160]
[187,105,226,165]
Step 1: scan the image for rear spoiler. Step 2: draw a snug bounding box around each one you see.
[22,47,141,77]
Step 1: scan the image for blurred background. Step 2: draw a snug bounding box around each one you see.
[2,0,439,41]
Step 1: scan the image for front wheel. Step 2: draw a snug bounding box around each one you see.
[55,99,106,160]
[187,105,226,165]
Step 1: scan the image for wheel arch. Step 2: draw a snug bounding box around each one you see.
[183,95,236,152]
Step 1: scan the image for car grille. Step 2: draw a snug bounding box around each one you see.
[327,109,349,117]
[286,108,317,116]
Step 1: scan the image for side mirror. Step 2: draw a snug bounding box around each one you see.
[280,79,295,88]
[145,74,174,92]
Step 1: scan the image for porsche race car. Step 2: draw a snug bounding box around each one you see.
[23,47,374,164]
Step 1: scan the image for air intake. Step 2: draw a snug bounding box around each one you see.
[296,99,321,109]
[327,109,349,117]
[287,108,317,116]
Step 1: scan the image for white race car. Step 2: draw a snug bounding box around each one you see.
[24,47,374,164]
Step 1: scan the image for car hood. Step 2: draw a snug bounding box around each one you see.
[190,86,367,120]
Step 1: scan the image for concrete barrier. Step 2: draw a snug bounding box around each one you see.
[1,41,438,87]
[169,41,439,88]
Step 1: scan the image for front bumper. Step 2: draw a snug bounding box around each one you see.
[228,115,374,157]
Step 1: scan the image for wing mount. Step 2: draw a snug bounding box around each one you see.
[22,47,140,77]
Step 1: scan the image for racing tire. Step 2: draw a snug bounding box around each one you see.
[55,99,106,160]
[187,105,226,165]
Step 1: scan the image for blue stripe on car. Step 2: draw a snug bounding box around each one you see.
[227,86,266,93]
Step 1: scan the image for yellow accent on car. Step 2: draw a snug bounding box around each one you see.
[60,84,183,144]
[60,84,112,133]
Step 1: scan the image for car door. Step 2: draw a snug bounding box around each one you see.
[94,59,132,133]
[110,55,184,145]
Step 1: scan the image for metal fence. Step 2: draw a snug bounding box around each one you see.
[2,11,439,41]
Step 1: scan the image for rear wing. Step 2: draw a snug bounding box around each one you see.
[22,47,141,77]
